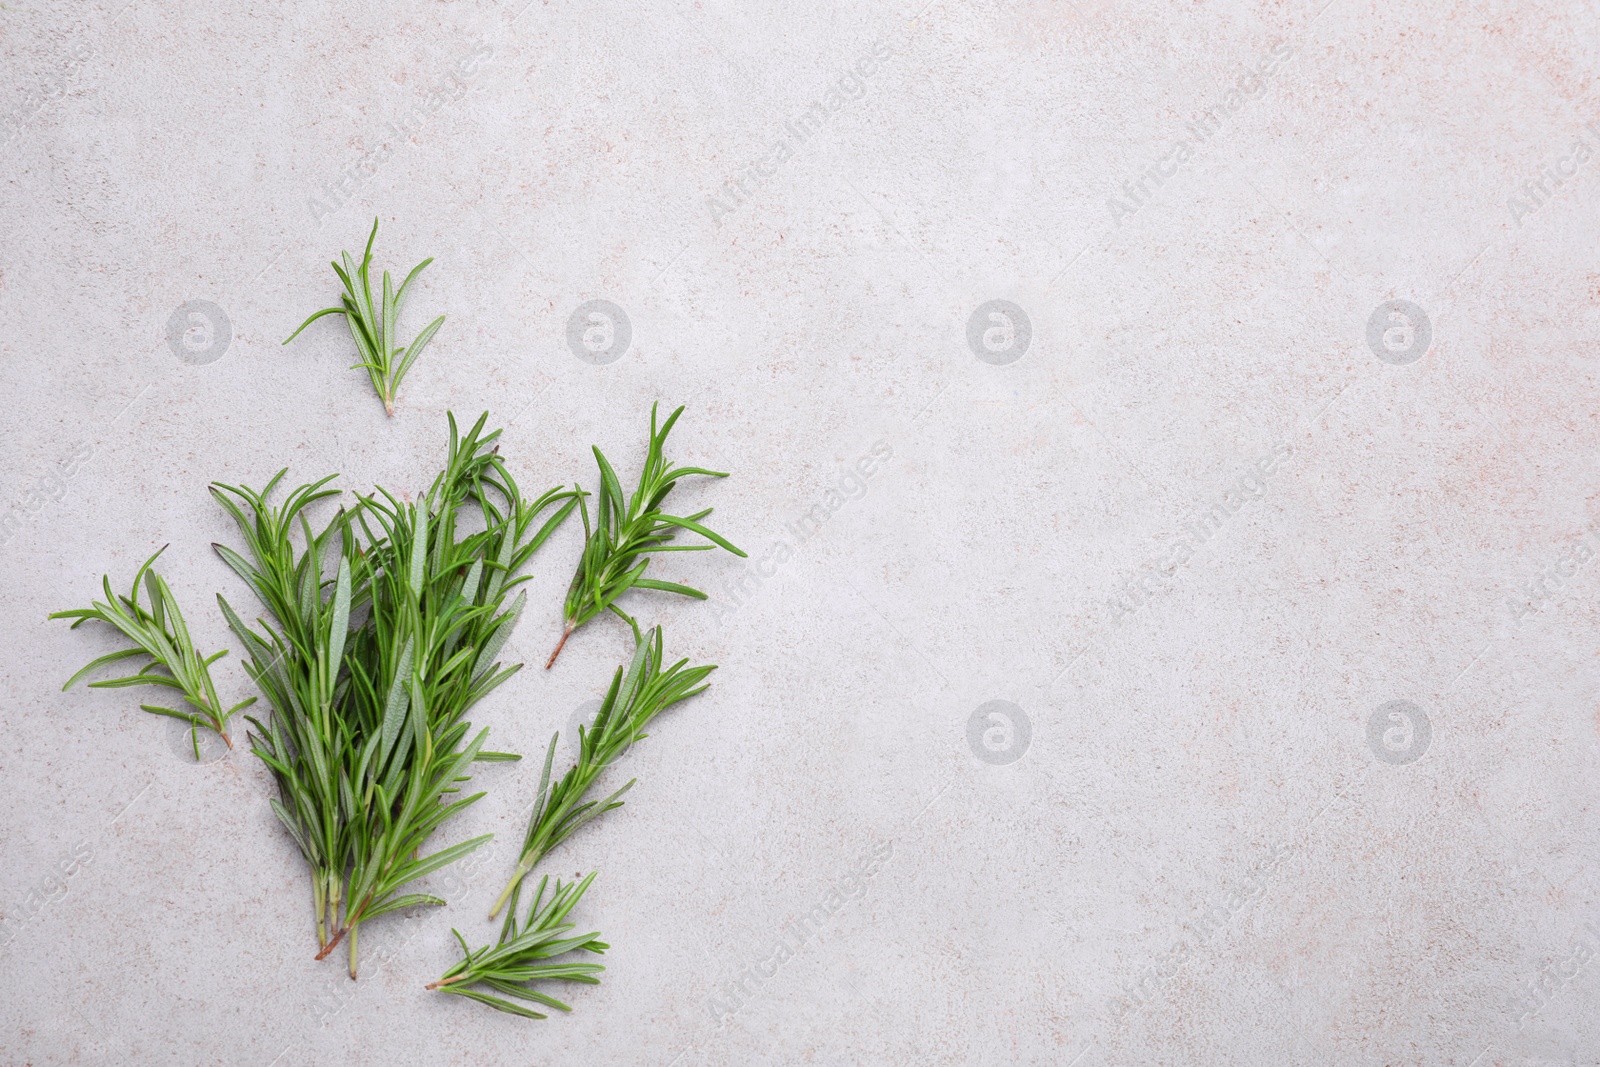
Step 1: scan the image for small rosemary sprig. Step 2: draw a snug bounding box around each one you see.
[283,217,444,416]
[492,625,713,918]
[546,402,745,669]
[430,872,607,1018]
[51,546,255,758]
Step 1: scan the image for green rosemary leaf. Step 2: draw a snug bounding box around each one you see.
[361,893,448,920]
[386,831,494,887]
[325,556,352,692]
[378,635,415,773]
[59,647,148,690]
[652,513,745,555]
[629,577,708,599]
[87,674,186,691]
[470,590,524,683]
[394,314,445,392]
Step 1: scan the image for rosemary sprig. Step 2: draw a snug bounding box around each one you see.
[283,217,444,416]
[546,402,745,669]
[429,872,607,1018]
[216,413,578,977]
[51,546,255,758]
[492,626,713,918]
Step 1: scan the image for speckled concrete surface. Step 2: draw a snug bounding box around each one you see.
[2,1,1599,1065]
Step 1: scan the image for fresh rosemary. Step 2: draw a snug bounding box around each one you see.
[430,872,607,1018]
[492,625,714,918]
[546,402,745,669]
[215,413,577,977]
[283,217,445,416]
[52,546,255,758]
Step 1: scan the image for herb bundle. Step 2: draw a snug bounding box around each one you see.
[492,625,714,918]
[430,872,608,1018]
[215,413,577,976]
[53,197,750,1026]
[283,218,444,416]
[546,402,745,669]
[52,547,255,758]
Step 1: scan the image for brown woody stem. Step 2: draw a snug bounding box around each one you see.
[545,622,575,670]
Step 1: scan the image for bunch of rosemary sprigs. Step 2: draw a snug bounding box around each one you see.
[52,222,747,1021]
[214,413,576,977]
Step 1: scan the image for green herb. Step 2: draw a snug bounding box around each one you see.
[492,625,713,918]
[429,872,607,1018]
[283,217,444,416]
[215,413,578,977]
[546,402,745,669]
[210,469,353,955]
[51,546,255,759]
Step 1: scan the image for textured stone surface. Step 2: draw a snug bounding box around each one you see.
[2,1,1599,1064]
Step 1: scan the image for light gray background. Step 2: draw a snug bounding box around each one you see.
[2,0,1599,1064]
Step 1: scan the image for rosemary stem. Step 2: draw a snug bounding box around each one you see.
[348,923,359,980]
[489,860,533,919]
[544,622,575,670]
[314,876,327,951]
[316,925,346,960]
[318,880,347,959]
